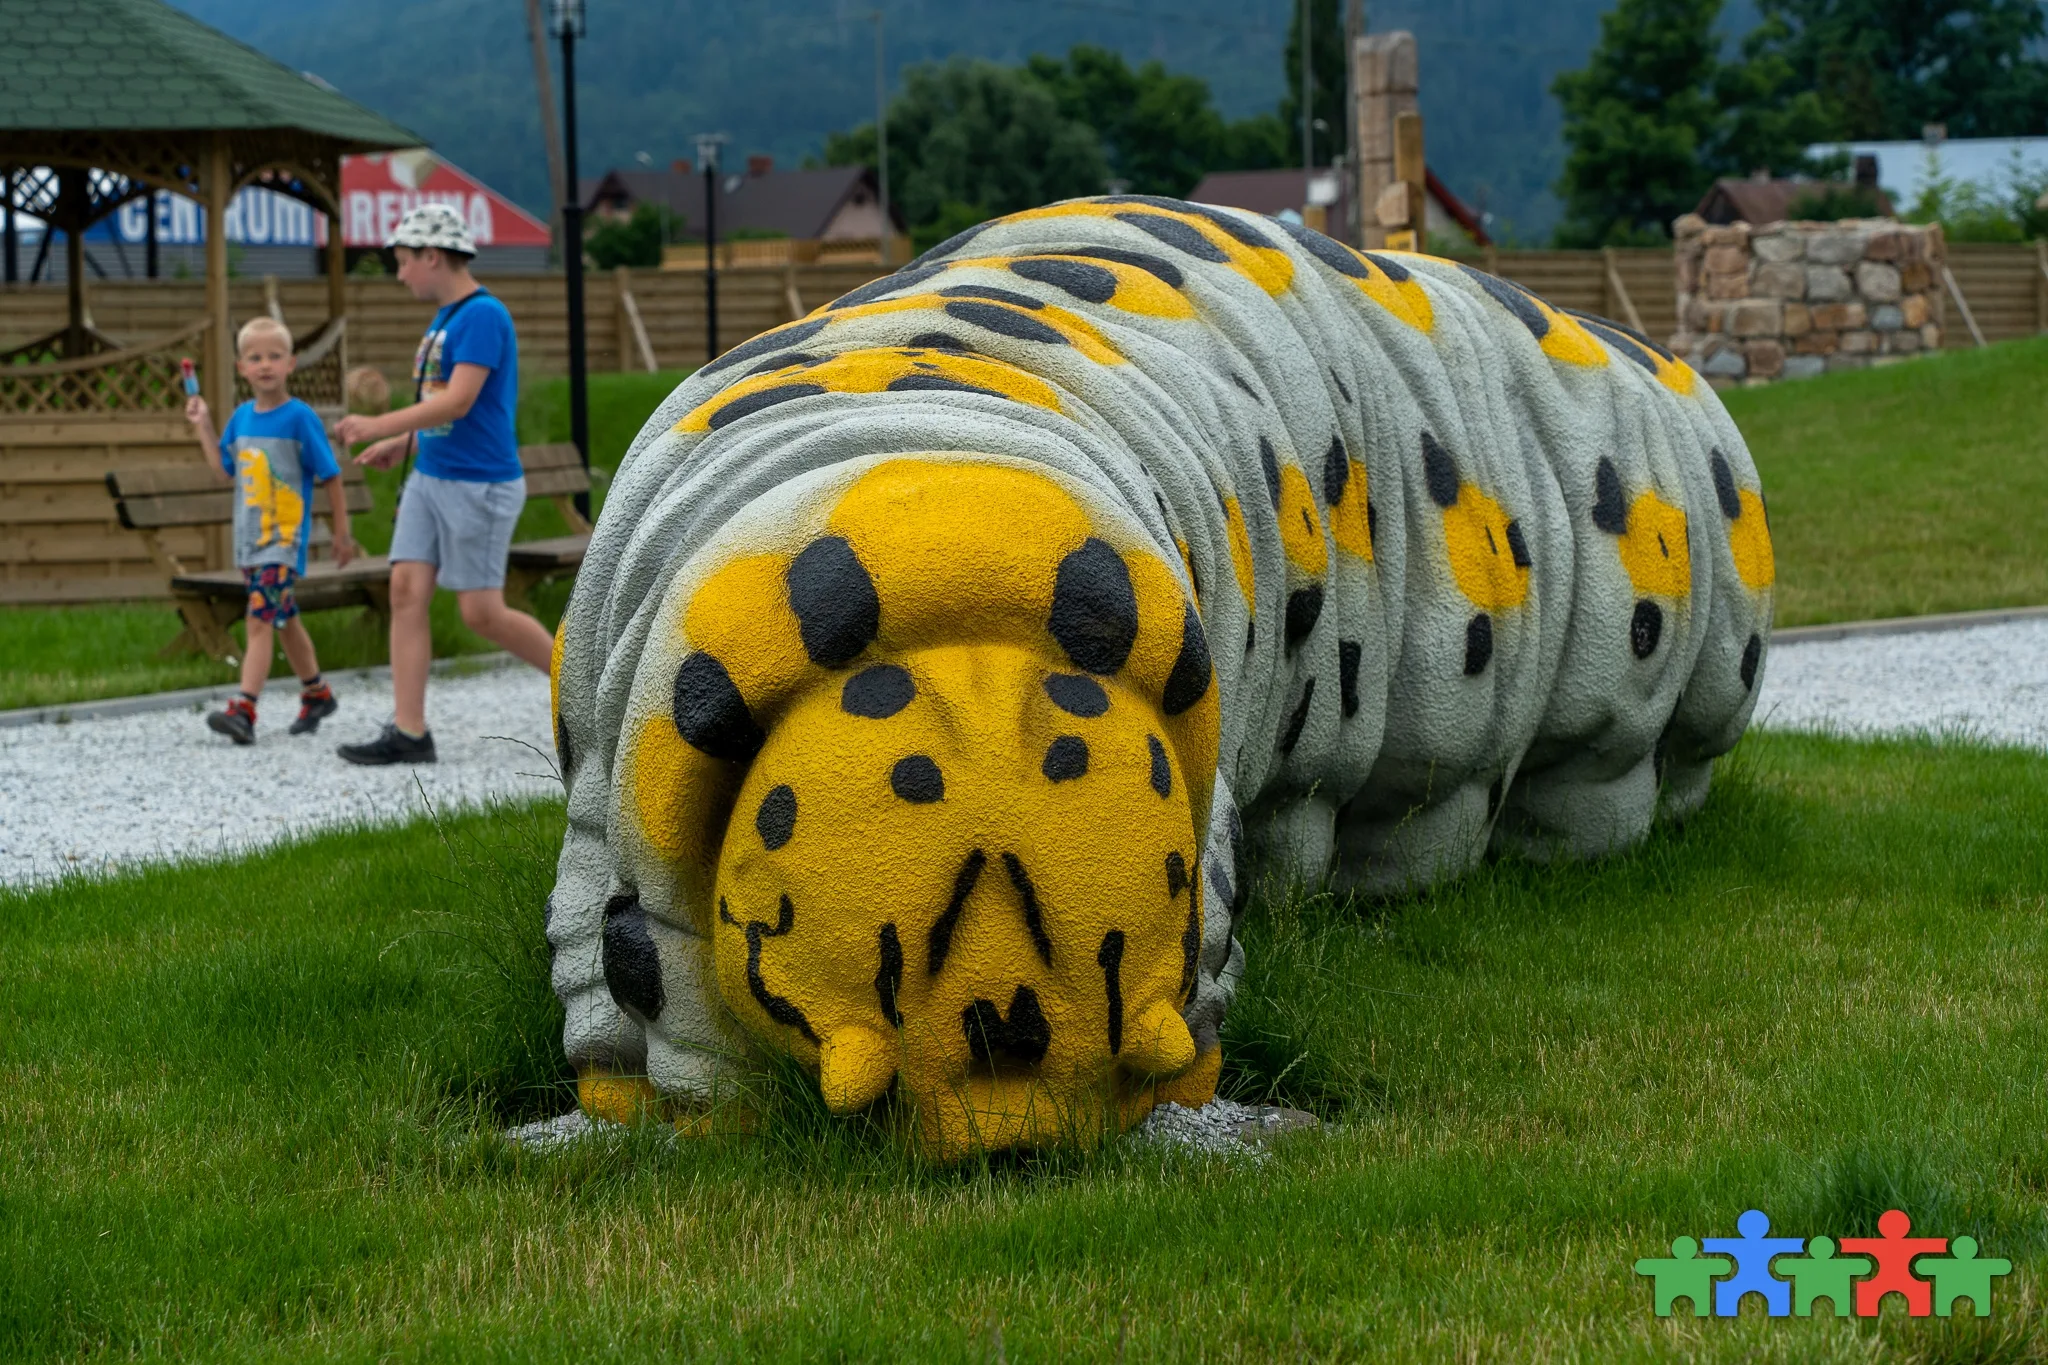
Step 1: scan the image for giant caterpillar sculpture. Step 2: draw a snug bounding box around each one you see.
[546,197,1776,1157]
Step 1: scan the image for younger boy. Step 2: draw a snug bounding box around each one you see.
[185,316,357,744]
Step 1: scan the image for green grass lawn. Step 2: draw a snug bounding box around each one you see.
[6,336,2046,709]
[1724,336,2048,627]
[7,729,2047,1360]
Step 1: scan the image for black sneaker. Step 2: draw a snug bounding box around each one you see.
[290,687,338,735]
[207,696,257,745]
[337,723,437,766]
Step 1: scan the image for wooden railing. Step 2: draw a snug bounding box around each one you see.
[0,318,209,415]
[0,324,126,367]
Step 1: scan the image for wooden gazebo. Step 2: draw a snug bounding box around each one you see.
[0,0,419,601]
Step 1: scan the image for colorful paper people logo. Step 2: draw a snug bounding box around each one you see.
[1635,1210,2011,1318]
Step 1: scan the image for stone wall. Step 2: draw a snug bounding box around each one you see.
[1670,215,1946,383]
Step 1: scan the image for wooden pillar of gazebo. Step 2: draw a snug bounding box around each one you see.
[2,0,421,604]
[60,170,88,356]
[203,133,233,429]
[327,201,348,376]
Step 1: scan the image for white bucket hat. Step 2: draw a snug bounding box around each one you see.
[387,202,476,255]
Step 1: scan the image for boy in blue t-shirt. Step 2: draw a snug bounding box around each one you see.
[333,204,554,766]
[185,315,357,744]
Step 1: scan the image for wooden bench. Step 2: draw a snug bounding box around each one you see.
[108,443,595,662]
[503,441,593,611]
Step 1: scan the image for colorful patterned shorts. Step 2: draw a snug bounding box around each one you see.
[241,564,300,626]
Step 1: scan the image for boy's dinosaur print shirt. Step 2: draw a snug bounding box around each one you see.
[216,397,340,574]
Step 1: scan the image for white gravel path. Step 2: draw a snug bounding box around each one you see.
[5,616,2043,889]
[0,661,558,887]
[1755,618,2048,752]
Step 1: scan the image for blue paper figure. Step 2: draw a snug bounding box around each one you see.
[1703,1209,1804,1316]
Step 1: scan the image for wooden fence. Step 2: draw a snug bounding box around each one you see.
[4,243,2041,381]
[0,264,893,384]
[3,243,2043,606]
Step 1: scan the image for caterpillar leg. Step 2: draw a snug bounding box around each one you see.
[1491,752,1658,863]
[1330,779,1494,897]
[1656,748,1717,824]
[1255,793,1340,890]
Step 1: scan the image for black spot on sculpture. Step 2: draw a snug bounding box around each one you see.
[843,664,915,718]
[756,784,797,850]
[892,755,945,804]
[1049,538,1139,674]
[673,653,764,761]
[1043,735,1090,782]
[787,536,880,667]
[1046,672,1110,718]
[602,893,664,1020]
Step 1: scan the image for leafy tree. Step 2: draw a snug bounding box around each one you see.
[1712,34,1837,181]
[1551,0,1835,245]
[825,58,1108,237]
[1745,0,2048,140]
[583,203,670,269]
[1903,150,2048,241]
[1219,113,1293,172]
[1551,0,1729,245]
[1025,46,1226,197]
[1279,0,1350,167]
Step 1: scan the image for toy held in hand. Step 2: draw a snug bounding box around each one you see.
[546,196,1776,1157]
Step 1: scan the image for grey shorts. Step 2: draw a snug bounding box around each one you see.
[389,471,525,592]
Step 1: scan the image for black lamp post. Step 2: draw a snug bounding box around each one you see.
[551,0,591,519]
[695,132,727,365]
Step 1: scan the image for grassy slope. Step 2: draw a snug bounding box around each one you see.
[0,371,693,712]
[5,731,2047,1360]
[1724,336,2048,627]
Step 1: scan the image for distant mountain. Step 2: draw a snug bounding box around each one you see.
[168,0,1754,242]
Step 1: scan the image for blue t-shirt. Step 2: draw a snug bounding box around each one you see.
[216,397,341,575]
[413,290,521,482]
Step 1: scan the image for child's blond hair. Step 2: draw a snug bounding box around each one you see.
[236,315,294,355]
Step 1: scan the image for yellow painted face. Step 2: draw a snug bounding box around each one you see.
[629,459,1223,1157]
[710,642,1202,1157]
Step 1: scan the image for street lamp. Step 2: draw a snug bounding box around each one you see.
[550,0,591,518]
[872,10,890,266]
[695,132,728,364]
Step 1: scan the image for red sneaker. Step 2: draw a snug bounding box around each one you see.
[207,695,257,745]
[290,684,338,735]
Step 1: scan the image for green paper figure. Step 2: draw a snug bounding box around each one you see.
[1776,1235,1873,1317]
[1920,1236,2012,1317]
[1635,1236,1733,1317]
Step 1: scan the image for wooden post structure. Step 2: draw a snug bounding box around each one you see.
[61,169,88,356]
[1352,30,1417,250]
[1602,246,1647,335]
[326,203,348,377]
[2036,238,2046,335]
[1387,112,1426,252]
[203,133,233,427]
[203,133,234,570]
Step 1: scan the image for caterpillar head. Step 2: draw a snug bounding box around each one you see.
[626,459,1222,1157]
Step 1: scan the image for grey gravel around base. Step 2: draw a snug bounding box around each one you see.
[1755,617,2048,752]
[501,1099,1318,1156]
[502,1109,598,1151]
[1131,1098,1321,1155]
[0,660,557,887]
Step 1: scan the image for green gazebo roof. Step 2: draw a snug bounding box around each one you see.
[0,0,421,150]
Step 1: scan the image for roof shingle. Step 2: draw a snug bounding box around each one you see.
[0,0,420,149]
